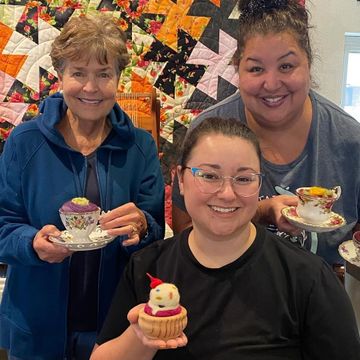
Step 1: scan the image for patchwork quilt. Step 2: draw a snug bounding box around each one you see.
[0,0,240,184]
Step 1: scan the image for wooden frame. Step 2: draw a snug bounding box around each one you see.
[116,88,160,148]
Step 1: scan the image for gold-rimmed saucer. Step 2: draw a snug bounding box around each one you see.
[281,206,346,233]
[339,240,360,267]
[49,225,115,251]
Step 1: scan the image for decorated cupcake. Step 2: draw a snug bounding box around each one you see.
[60,197,99,213]
[59,197,100,240]
[138,273,187,340]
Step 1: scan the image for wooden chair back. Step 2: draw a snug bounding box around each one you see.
[116,88,160,148]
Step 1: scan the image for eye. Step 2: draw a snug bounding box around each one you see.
[249,66,263,73]
[72,72,84,77]
[234,174,256,185]
[279,63,294,72]
[98,72,111,78]
[196,170,221,182]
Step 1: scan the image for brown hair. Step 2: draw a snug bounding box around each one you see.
[234,0,312,66]
[178,117,261,170]
[50,12,129,75]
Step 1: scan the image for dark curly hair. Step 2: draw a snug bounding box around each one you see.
[234,0,312,67]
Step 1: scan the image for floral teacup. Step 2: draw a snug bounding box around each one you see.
[59,209,100,241]
[353,231,360,257]
[296,186,341,225]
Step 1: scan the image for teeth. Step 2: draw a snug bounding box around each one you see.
[79,98,102,104]
[211,206,237,213]
[263,96,283,103]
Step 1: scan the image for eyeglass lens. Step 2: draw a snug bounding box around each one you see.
[193,171,262,196]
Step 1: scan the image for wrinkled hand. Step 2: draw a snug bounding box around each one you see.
[128,304,188,350]
[255,195,301,235]
[33,225,73,263]
[99,203,147,246]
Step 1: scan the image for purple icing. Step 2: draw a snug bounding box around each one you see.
[60,199,98,213]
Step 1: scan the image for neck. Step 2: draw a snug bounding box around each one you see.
[57,111,111,156]
[189,223,256,268]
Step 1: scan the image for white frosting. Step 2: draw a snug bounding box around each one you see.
[148,283,180,314]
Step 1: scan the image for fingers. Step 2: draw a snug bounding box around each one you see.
[141,333,187,350]
[277,218,302,235]
[99,203,138,223]
[39,224,62,238]
[164,333,188,348]
[127,304,144,324]
[99,203,148,243]
[121,224,141,247]
[33,225,72,263]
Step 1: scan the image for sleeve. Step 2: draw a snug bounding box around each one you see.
[0,134,43,266]
[97,262,138,344]
[126,135,165,254]
[302,261,360,359]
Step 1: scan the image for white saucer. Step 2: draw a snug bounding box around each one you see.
[339,240,360,267]
[49,226,116,251]
[281,206,346,233]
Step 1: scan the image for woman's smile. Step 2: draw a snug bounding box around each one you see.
[208,205,239,215]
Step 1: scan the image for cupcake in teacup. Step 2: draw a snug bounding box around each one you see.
[296,186,341,225]
[59,197,100,240]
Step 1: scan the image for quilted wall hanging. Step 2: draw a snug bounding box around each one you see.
[0,0,240,177]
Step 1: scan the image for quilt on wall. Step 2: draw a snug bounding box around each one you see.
[0,0,240,185]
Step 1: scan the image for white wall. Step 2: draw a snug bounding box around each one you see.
[308,0,360,105]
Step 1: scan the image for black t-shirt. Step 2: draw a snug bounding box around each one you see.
[97,226,360,359]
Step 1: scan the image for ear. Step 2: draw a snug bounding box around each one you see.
[57,72,63,90]
[176,165,184,195]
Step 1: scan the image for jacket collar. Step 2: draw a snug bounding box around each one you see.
[37,92,136,150]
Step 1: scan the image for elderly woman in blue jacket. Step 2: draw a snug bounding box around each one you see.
[0,13,164,360]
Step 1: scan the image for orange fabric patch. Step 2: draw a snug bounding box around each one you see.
[145,0,209,50]
[0,55,27,78]
[209,0,221,6]
[0,23,27,78]
[0,23,13,51]
[131,72,153,93]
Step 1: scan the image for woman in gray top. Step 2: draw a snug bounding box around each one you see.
[172,0,360,267]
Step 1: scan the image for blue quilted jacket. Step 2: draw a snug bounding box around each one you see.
[0,93,165,359]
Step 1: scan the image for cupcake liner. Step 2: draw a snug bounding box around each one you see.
[138,306,187,340]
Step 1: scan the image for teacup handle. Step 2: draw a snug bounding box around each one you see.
[332,186,341,200]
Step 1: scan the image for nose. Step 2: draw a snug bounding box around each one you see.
[83,76,99,92]
[263,70,282,92]
[217,178,237,200]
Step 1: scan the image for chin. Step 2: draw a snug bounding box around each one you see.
[207,225,241,238]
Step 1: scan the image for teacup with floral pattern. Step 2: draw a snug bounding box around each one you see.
[352,231,360,257]
[296,186,341,225]
[59,197,100,241]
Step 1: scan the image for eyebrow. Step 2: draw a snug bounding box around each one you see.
[70,66,113,71]
[197,164,258,172]
[245,51,296,63]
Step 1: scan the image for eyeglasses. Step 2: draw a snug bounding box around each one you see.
[184,167,264,197]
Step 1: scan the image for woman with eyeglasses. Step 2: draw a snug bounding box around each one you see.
[91,117,360,360]
[172,0,360,270]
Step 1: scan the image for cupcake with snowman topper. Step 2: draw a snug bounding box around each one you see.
[138,273,187,340]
